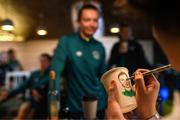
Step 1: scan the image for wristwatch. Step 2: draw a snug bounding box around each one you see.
[146,112,160,120]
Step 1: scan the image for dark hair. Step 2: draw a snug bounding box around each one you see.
[40,53,52,61]
[129,0,180,36]
[8,49,15,55]
[77,4,99,21]
[120,22,130,28]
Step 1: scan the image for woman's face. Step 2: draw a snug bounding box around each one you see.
[153,26,180,71]
[118,72,131,89]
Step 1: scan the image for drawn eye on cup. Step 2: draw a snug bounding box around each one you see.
[118,72,131,88]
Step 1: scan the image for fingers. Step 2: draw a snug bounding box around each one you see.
[133,69,160,92]
[107,81,126,120]
[136,69,159,85]
[135,69,149,73]
[132,85,135,92]
[147,75,160,89]
[109,80,117,93]
[108,80,118,102]
[132,69,149,76]
[135,69,156,81]
[134,71,146,91]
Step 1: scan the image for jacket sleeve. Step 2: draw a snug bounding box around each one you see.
[50,36,68,94]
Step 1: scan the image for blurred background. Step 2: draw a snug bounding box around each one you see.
[0,0,179,119]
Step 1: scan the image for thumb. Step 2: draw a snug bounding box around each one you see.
[108,80,118,102]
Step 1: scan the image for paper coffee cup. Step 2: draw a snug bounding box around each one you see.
[82,96,98,120]
[101,67,137,113]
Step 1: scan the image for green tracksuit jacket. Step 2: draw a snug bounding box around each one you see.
[51,33,107,112]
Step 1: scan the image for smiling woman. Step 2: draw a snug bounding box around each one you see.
[77,4,100,39]
[50,4,108,119]
[71,1,104,37]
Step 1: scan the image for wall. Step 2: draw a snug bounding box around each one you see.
[23,40,58,70]
[96,36,119,61]
[138,40,154,64]
[0,39,58,70]
[0,37,153,71]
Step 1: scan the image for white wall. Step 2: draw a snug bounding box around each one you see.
[95,36,119,61]
[0,37,153,70]
[23,40,58,70]
[0,39,58,70]
[138,40,154,64]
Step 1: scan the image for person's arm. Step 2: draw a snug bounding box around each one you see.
[50,36,68,93]
[7,74,32,99]
[0,72,35,103]
[49,37,68,119]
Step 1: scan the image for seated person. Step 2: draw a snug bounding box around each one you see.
[0,52,12,86]
[108,25,150,75]
[0,53,51,119]
[7,49,23,71]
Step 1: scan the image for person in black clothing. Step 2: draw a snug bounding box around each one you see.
[108,24,150,75]
[7,49,23,71]
[0,52,12,86]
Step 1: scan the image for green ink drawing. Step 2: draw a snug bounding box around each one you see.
[122,89,134,97]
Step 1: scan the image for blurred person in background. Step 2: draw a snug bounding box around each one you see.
[108,24,150,75]
[107,0,180,119]
[0,52,12,87]
[7,49,23,71]
[0,53,51,119]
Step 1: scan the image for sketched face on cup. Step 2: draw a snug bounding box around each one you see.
[118,72,134,97]
[101,67,137,113]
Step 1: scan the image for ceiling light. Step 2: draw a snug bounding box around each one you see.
[36,27,47,36]
[110,27,120,33]
[1,19,15,31]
